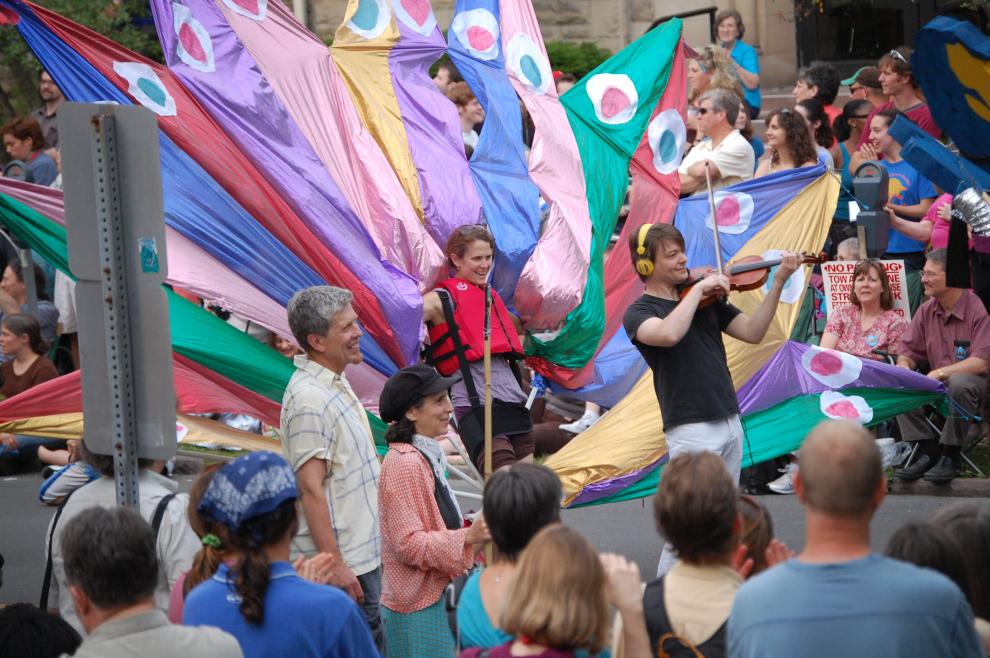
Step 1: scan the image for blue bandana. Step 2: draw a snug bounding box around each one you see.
[199,452,297,531]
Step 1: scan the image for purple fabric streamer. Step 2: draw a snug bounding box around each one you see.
[150,0,423,362]
[737,341,946,415]
[388,5,483,244]
[568,455,667,507]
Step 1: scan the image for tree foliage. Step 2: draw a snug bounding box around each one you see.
[544,40,612,80]
[0,0,162,123]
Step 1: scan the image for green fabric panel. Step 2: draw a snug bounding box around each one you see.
[0,193,388,445]
[571,386,947,508]
[525,20,681,370]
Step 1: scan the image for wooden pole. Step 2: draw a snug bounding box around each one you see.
[483,284,494,564]
[705,162,724,274]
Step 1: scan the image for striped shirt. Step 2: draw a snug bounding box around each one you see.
[281,355,381,575]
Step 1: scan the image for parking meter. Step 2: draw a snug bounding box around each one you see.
[852,161,890,258]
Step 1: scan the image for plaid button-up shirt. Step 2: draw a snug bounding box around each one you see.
[281,355,381,575]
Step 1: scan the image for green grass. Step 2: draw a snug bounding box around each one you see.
[962,440,990,479]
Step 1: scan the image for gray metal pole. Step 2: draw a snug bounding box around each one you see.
[19,249,39,317]
[90,114,140,508]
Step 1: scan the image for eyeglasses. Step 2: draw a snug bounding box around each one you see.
[696,107,709,115]
[920,269,944,279]
[456,223,489,235]
[888,49,908,65]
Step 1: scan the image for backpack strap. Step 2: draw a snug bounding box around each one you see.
[436,289,483,410]
[40,487,77,610]
[152,493,177,537]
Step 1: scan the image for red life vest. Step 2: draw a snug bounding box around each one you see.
[427,278,524,376]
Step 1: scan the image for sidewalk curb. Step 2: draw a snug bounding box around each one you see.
[889,477,990,498]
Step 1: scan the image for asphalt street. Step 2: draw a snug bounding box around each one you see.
[2,470,987,607]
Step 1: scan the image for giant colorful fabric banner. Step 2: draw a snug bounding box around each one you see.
[215,0,446,288]
[527,19,681,372]
[447,0,542,304]
[499,0,592,328]
[6,0,417,368]
[545,169,840,505]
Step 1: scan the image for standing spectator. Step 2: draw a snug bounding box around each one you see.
[555,72,577,96]
[0,259,59,359]
[280,285,384,651]
[456,463,563,650]
[45,444,201,634]
[1,118,58,186]
[928,192,955,250]
[184,452,380,658]
[377,365,490,657]
[932,503,990,653]
[61,506,241,657]
[842,66,887,109]
[792,61,842,125]
[893,249,989,484]
[0,314,60,473]
[860,109,937,273]
[433,61,460,96]
[728,420,984,658]
[851,46,941,171]
[0,603,81,658]
[679,89,754,195]
[447,82,485,151]
[829,99,875,254]
[795,99,840,169]
[754,107,818,178]
[30,70,63,151]
[459,525,612,658]
[716,10,761,120]
[686,47,742,144]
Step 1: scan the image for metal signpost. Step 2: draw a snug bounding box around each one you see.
[60,103,175,508]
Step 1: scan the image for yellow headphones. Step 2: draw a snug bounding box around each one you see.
[635,223,655,277]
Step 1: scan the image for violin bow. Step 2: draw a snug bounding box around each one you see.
[704,162,724,274]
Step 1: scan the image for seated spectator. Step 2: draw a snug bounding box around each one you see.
[266,331,301,359]
[61,506,241,657]
[795,99,840,169]
[792,61,842,125]
[735,109,764,167]
[854,46,941,164]
[932,504,990,646]
[0,118,58,186]
[716,10,761,119]
[893,249,988,483]
[46,443,201,633]
[459,525,612,658]
[456,463,562,649]
[38,441,99,506]
[643,451,743,657]
[835,237,860,262]
[861,109,937,273]
[183,452,380,658]
[686,47,742,144]
[842,66,887,110]
[0,603,81,658]
[820,259,907,360]
[754,107,818,178]
[447,82,485,151]
[0,314,60,472]
[728,420,984,657]
[679,89,754,195]
[829,99,875,255]
[0,261,59,360]
[433,61,460,95]
[377,365,490,657]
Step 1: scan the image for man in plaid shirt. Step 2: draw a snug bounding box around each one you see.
[281,286,384,653]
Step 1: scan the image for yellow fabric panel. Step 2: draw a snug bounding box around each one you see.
[0,413,84,440]
[546,172,839,504]
[946,43,990,123]
[331,1,425,220]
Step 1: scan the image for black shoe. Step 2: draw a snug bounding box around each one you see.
[894,454,933,480]
[923,456,959,484]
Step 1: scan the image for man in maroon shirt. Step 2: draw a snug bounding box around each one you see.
[850,46,942,172]
[894,249,990,483]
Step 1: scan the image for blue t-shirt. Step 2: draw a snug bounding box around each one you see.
[835,142,854,221]
[881,158,937,254]
[729,40,760,112]
[27,152,58,187]
[728,554,983,658]
[184,562,380,658]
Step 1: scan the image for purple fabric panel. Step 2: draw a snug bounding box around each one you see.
[737,341,947,415]
[568,455,666,507]
[389,16,483,245]
[151,0,424,360]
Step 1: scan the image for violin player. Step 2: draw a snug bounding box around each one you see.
[622,222,800,577]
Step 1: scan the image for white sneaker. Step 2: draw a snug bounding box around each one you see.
[559,411,601,434]
[768,462,799,495]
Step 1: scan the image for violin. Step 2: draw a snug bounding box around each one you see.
[679,251,826,307]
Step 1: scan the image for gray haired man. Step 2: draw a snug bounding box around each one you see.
[280,286,384,652]
[678,88,755,195]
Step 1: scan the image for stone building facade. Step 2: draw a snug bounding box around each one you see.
[306,0,799,87]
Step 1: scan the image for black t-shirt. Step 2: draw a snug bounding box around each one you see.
[623,293,741,430]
